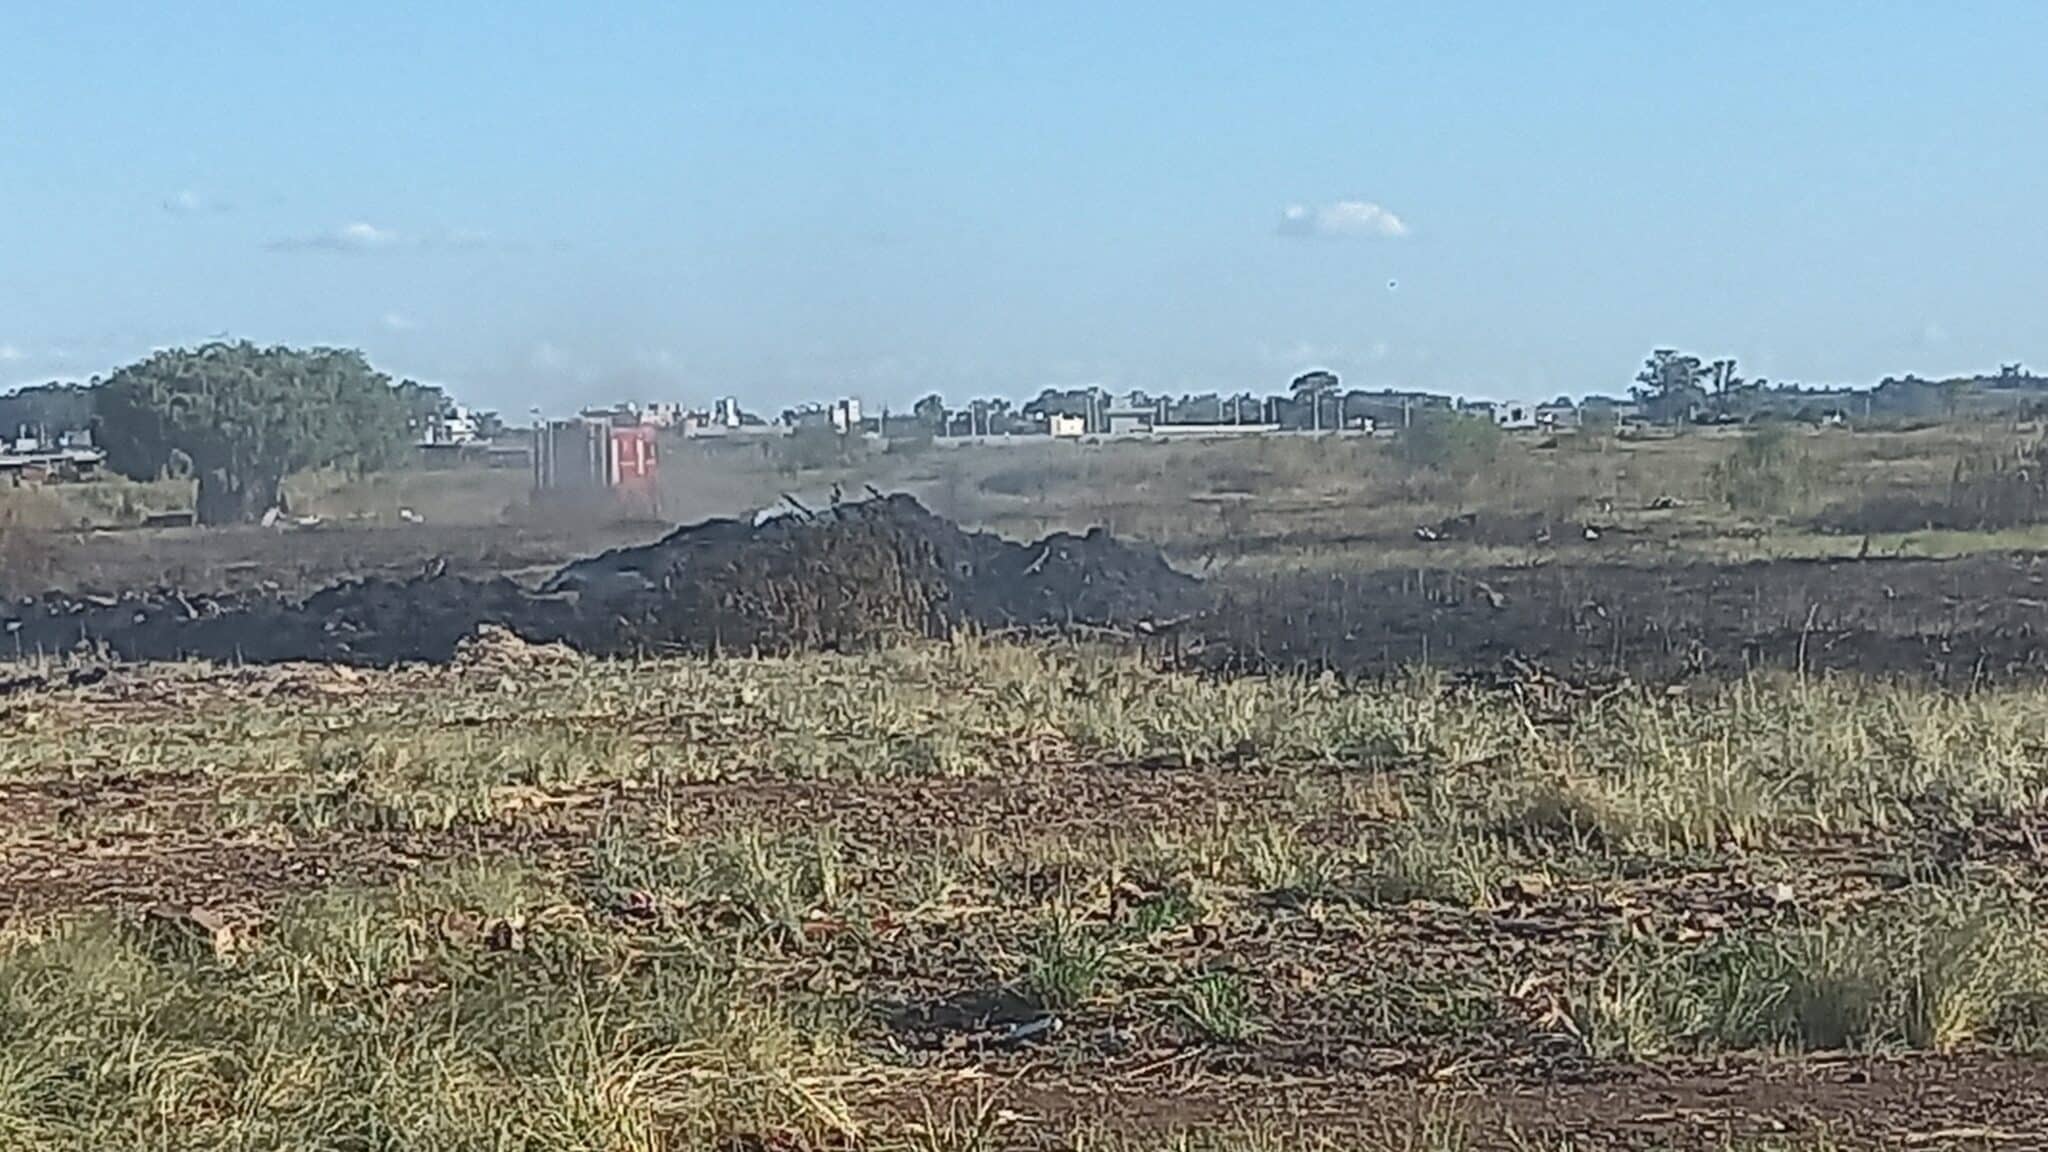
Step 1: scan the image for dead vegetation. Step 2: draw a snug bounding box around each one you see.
[5,646,2048,1148]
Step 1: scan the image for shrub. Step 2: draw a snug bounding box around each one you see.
[1707,425,1818,516]
[0,491,68,596]
[1942,436,2048,529]
[1393,412,1504,483]
[1815,435,2048,533]
[775,427,869,474]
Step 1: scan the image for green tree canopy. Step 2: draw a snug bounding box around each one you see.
[911,393,947,431]
[97,342,411,524]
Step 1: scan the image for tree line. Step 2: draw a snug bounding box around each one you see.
[898,372,1460,437]
[1629,350,2048,426]
[889,355,2048,438]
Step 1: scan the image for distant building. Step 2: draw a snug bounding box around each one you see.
[0,439,104,482]
[1578,396,1641,427]
[1106,410,1151,436]
[1490,403,1538,431]
[786,406,834,432]
[421,405,482,446]
[1535,403,1580,430]
[829,397,861,434]
[1048,413,1087,438]
[1105,397,1157,436]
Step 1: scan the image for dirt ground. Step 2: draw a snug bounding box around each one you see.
[5,657,2048,1149]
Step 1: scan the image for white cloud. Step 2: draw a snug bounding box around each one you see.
[0,344,23,363]
[339,222,396,248]
[382,312,416,332]
[1279,199,1409,239]
[264,221,402,253]
[266,221,498,254]
[162,188,233,216]
[1923,322,1950,346]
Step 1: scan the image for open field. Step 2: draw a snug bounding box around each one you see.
[9,425,2048,1147]
[11,422,2048,599]
[5,641,2048,1148]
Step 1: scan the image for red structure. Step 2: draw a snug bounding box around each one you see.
[533,418,660,516]
[608,424,658,511]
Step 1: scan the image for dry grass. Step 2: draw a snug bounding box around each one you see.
[3,643,2048,1147]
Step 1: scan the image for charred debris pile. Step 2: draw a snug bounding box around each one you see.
[0,495,1204,665]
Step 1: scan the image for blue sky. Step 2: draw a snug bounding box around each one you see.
[2,2,2043,413]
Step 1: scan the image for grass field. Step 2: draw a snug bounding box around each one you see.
[5,637,2048,1149]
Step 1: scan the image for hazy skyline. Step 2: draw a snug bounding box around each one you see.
[4,2,2044,413]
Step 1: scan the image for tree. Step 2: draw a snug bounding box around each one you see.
[912,393,946,433]
[1023,387,1107,431]
[1632,349,1709,424]
[97,342,411,525]
[1290,370,1339,431]
[1705,358,1744,394]
[983,396,1014,435]
[393,378,453,428]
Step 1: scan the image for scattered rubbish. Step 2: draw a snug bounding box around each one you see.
[1415,512,1480,543]
[988,1014,1063,1047]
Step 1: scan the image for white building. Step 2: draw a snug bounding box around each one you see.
[640,402,683,428]
[830,397,862,434]
[1049,413,1087,438]
[423,405,482,445]
[1490,403,1538,431]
